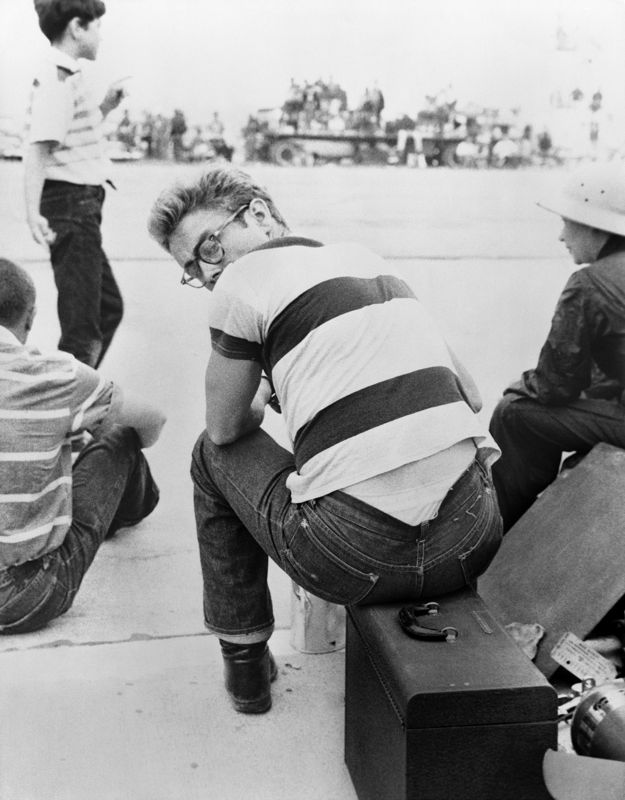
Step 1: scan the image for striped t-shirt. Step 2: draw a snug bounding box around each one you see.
[25,48,110,186]
[208,238,495,504]
[0,327,114,568]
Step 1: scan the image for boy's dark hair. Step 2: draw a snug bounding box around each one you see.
[0,259,36,328]
[34,0,106,43]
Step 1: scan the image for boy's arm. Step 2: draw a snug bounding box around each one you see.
[100,79,130,118]
[24,142,57,247]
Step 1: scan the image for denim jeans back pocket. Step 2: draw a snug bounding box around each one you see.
[307,494,422,570]
[458,488,503,585]
[280,511,378,606]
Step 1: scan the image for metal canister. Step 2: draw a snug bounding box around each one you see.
[571,679,625,761]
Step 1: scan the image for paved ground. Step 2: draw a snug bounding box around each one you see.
[0,159,578,799]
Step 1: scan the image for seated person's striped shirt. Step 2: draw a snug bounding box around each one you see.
[0,326,115,568]
[208,238,498,524]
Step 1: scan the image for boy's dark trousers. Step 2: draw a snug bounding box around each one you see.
[41,179,123,368]
[489,392,625,531]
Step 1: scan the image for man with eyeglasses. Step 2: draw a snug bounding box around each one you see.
[147,167,503,715]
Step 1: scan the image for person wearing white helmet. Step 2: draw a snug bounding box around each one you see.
[489,162,625,532]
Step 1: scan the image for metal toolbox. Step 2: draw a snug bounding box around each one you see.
[345,589,557,800]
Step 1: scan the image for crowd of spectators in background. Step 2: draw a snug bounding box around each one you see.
[241,77,388,162]
[103,81,609,169]
[111,108,234,163]
[278,77,386,135]
[1,69,605,171]
[1,70,616,170]
[385,90,563,169]
[242,79,562,168]
[450,123,560,168]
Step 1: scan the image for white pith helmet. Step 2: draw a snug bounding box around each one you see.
[537,162,625,236]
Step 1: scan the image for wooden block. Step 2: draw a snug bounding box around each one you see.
[479,443,625,677]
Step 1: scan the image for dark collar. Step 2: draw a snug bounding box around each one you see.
[252,236,324,253]
[598,235,625,260]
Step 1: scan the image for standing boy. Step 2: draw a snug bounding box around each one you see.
[24,0,127,368]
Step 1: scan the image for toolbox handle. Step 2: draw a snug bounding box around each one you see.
[397,605,459,642]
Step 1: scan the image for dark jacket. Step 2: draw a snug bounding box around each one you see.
[509,238,625,405]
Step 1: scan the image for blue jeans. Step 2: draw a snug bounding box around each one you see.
[190,429,503,643]
[40,180,123,368]
[490,393,625,531]
[0,427,159,634]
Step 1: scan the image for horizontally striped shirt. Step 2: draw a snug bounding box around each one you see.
[208,238,495,504]
[25,48,110,185]
[0,327,114,568]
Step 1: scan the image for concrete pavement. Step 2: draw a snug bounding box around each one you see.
[1,630,352,800]
[0,160,581,799]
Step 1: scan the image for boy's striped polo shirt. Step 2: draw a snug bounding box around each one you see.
[25,48,110,186]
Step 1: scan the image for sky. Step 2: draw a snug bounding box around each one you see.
[1,0,625,137]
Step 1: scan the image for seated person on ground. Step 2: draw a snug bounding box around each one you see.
[489,163,625,532]
[147,167,503,715]
[0,258,166,634]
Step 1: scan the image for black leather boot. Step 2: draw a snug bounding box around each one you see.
[220,640,278,714]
